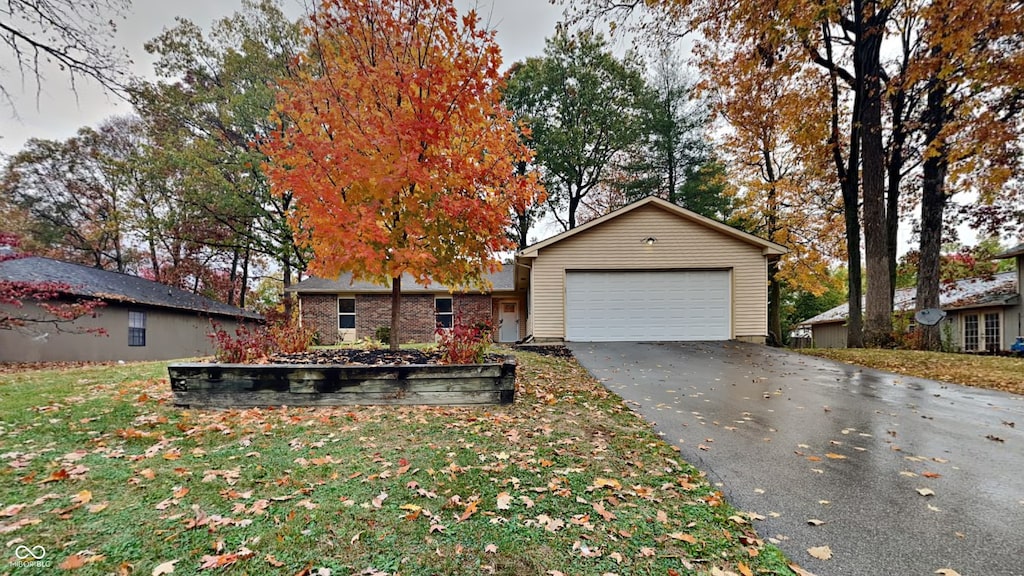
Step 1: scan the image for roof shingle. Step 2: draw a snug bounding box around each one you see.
[0,256,261,319]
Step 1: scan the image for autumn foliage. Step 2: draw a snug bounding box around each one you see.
[0,232,106,334]
[263,0,543,348]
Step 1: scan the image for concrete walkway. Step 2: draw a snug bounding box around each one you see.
[569,341,1024,576]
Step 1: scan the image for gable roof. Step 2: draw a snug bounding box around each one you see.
[800,271,1019,326]
[287,266,514,294]
[0,256,262,319]
[519,196,788,257]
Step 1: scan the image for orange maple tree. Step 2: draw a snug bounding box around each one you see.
[263,0,543,349]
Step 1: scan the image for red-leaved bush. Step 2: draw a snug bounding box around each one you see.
[436,315,493,364]
[208,303,315,362]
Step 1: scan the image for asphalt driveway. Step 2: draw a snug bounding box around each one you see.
[569,341,1024,576]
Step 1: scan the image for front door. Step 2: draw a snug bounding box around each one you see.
[499,301,519,342]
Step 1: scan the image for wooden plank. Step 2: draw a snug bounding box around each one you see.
[174,389,506,408]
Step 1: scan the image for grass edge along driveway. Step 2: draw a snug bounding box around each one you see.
[0,351,800,576]
[797,348,1024,396]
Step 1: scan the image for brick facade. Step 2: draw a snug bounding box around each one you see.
[300,294,341,345]
[300,293,498,344]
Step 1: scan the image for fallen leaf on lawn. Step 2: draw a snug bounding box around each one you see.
[484,544,497,554]
[547,571,565,576]
[140,469,156,480]
[429,523,445,533]
[788,563,820,576]
[40,469,69,484]
[639,547,656,557]
[825,453,846,460]
[1,504,25,517]
[807,546,833,560]
[371,492,388,509]
[593,478,622,490]
[59,554,86,569]
[738,562,754,576]
[265,554,284,567]
[728,515,748,525]
[934,570,961,576]
[807,519,825,526]
[458,499,479,522]
[917,488,936,497]
[72,490,93,504]
[152,559,178,575]
[668,532,698,544]
[710,568,738,576]
[173,487,189,499]
[656,510,669,523]
[496,492,511,510]
[87,503,108,514]
[609,551,623,563]
[593,502,616,522]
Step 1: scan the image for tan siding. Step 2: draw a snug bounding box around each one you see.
[531,205,769,340]
[811,323,848,348]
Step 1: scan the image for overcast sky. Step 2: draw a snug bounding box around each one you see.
[0,0,568,156]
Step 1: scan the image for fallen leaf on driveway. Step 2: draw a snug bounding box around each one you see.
[807,519,825,526]
[934,570,961,576]
[825,453,846,460]
[922,472,941,478]
[788,563,820,576]
[807,545,833,560]
[916,488,936,497]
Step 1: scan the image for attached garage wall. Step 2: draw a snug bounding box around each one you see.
[529,204,769,341]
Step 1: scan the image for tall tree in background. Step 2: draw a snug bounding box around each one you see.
[0,0,130,111]
[617,49,718,214]
[705,46,845,344]
[135,0,310,307]
[503,29,648,230]
[264,0,543,350]
[909,0,1024,350]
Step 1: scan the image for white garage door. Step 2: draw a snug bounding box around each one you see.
[565,270,731,341]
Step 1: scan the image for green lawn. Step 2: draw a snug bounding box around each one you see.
[0,352,797,575]
[797,348,1024,396]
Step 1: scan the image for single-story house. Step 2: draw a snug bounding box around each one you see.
[0,256,262,362]
[291,196,788,344]
[800,266,1021,352]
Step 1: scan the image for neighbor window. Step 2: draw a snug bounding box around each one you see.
[963,314,979,352]
[128,310,146,347]
[984,313,1000,353]
[338,298,356,329]
[436,297,453,329]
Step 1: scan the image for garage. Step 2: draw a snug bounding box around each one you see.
[565,270,731,341]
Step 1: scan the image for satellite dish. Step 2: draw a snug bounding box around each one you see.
[914,308,947,326]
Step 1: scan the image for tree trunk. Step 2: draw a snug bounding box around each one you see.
[768,259,782,346]
[858,2,893,347]
[916,64,949,351]
[389,274,401,351]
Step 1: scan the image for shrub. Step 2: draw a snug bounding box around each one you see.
[374,325,391,344]
[268,320,316,354]
[209,321,272,363]
[436,315,493,364]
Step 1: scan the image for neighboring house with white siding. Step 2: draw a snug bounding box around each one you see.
[800,267,1021,352]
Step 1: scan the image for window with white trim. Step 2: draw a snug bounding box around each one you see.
[435,297,453,329]
[338,298,355,329]
[128,310,146,347]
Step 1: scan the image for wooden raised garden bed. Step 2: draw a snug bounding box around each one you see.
[168,357,516,408]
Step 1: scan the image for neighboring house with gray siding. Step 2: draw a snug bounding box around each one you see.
[800,268,1021,352]
[0,256,261,362]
